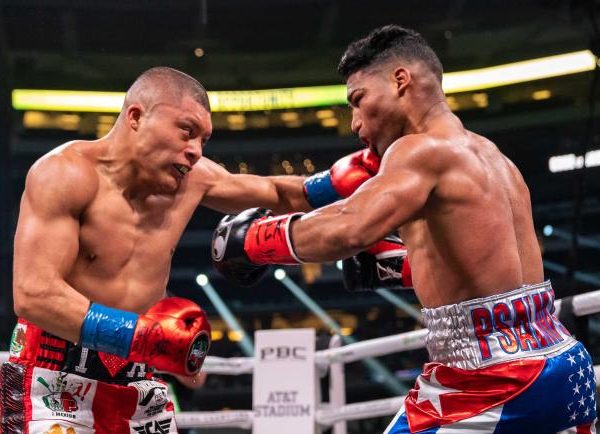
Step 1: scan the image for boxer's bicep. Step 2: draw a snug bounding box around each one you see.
[15,186,81,284]
[290,141,439,262]
[357,143,438,231]
[348,162,435,239]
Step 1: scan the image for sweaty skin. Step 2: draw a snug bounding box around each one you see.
[290,63,543,308]
[13,93,309,348]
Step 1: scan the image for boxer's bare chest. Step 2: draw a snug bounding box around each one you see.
[72,182,198,288]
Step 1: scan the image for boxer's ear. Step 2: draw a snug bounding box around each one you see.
[125,104,143,131]
[393,67,411,97]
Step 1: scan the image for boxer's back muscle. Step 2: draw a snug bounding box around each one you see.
[403,132,543,307]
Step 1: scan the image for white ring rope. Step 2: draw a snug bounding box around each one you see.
[315,329,428,370]
[1,288,599,429]
[316,396,406,426]
[202,356,254,375]
[175,410,254,430]
[556,290,600,317]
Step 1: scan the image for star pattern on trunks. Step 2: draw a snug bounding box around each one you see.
[415,367,461,416]
[566,351,596,426]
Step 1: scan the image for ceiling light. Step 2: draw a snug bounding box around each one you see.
[532,89,552,100]
[315,109,335,119]
[320,118,339,127]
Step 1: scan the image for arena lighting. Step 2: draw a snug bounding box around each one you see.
[442,50,596,93]
[544,226,600,251]
[13,90,125,113]
[11,85,345,113]
[196,275,255,356]
[211,330,224,341]
[543,260,600,287]
[374,288,424,325]
[548,149,600,173]
[274,268,286,280]
[532,89,552,100]
[12,50,596,112]
[195,273,209,286]
[275,272,408,395]
[339,327,353,336]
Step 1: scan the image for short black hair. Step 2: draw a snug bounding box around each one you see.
[338,25,443,83]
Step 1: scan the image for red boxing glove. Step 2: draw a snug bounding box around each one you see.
[244,213,304,265]
[367,238,412,287]
[212,208,303,286]
[330,148,380,197]
[129,298,211,376]
[303,148,380,208]
[343,235,412,291]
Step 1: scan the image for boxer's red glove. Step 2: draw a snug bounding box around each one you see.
[81,297,211,376]
[343,235,412,291]
[129,298,211,376]
[212,208,303,286]
[303,148,380,208]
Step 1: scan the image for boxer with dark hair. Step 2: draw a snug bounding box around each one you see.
[213,26,596,433]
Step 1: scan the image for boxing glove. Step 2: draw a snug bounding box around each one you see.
[343,235,412,292]
[304,148,380,208]
[80,297,211,376]
[212,207,304,286]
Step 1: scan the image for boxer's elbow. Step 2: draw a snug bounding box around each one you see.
[330,220,374,253]
[344,232,374,252]
[13,277,54,321]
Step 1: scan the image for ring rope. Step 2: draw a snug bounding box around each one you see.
[1,288,599,429]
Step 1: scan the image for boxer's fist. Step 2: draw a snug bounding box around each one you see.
[81,298,211,377]
[343,235,412,292]
[129,298,211,376]
[212,208,303,286]
[304,148,380,208]
[212,208,272,286]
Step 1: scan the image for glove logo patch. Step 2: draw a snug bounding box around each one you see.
[376,262,403,281]
[187,331,210,374]
[212,221,232,262]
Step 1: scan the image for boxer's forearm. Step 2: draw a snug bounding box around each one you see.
[264,175,313,214]
[290,202,382,262]
[201,173,311,215]
[291,156,433,262]
[13,277,90,344]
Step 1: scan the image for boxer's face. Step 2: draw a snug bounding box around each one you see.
[135,96,212,193]
[347,68,404,156]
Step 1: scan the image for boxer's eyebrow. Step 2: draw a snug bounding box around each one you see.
[347,88,363,108]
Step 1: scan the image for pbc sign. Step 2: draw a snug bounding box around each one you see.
[253,329,315,434]
[260,346,307,361]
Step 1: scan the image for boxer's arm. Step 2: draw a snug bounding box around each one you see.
[290,137,441,261]
[13,153,97,343]
[194,149,379,215]
[192,158,311,214]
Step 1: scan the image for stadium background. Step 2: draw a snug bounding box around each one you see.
[1,0,600,432]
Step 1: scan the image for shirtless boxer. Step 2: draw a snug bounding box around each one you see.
[2,66,382,434]
[212,26,597,433]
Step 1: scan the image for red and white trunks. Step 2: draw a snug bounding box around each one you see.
[1,319,177,433]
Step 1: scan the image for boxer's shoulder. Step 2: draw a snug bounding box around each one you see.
[387,132,456,162]
[187,156,226,189]
[26,141,99,212]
